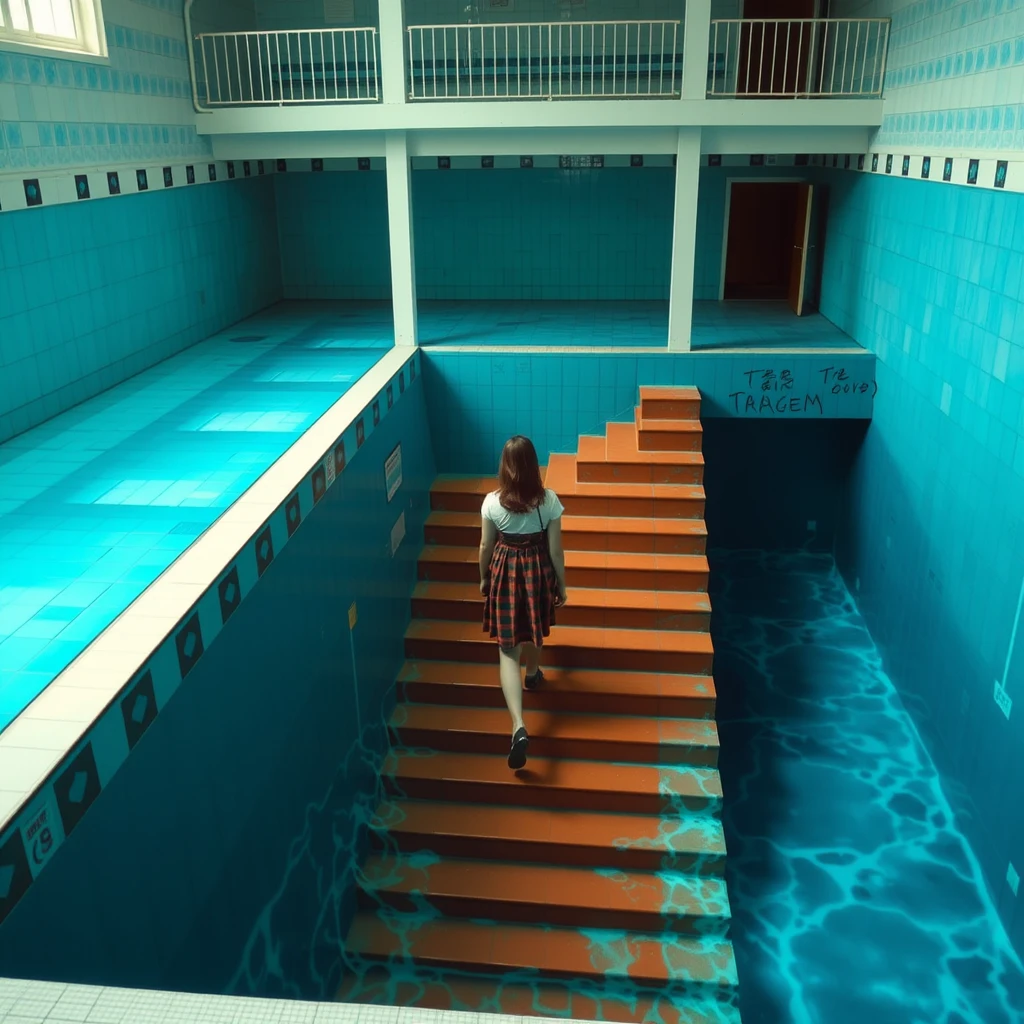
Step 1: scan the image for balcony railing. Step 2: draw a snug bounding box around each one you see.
[192,28,380,107]
[407,21,682,100]
[708,18,890,97]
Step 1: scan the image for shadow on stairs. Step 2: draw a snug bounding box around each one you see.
[337,386,740,1024]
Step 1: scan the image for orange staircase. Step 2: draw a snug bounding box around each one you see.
[338,387,740,1023]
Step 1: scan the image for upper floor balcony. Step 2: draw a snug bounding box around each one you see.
[184,0,890,142]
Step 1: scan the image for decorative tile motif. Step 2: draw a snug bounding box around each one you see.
[53,744,101,839]
[209,163,217,181]
[943,157,953,181]
[480,156,494,169]
[750,154,765,166]
[356,418,365,447]
[136,168,148,191]
[163,166,173,187]
[228,161,236,179]
[244,160,252,176]
[23,179,42,206]
[967,159,979,184]
[871,153,879,171]
[187,165,196,184]
[0,831,32,925]
[631,154,644,167]
[902,155,910,176]
[995,161,1007,188]
[520,156,533,168]
[437,156,450,170]
[358,157,371,171]
[258,160,265,175]
[121,671,158,751]
[334,440,347,475]
[255,525,275,577]
[885,154,893,174]
[312,464,327,505]
[399,371,406,394]
[921,156,931,179]
[278,159,287,172]
[107,171,121,195]
[175,612,204,678]
[218,567,242,625]
[75,174,90,199]
[285,493,302,537]
[387,384,394,410]
[373,400,380,426]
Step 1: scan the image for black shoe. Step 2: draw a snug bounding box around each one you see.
[508,727,529,770]
[524,669,545,691]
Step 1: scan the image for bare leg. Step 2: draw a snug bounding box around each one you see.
[523,642,540,678]
[498,644,525,733]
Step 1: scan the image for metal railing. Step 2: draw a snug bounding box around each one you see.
[708,18,890,98]
[407,20,682,100]
[192,28,380,107]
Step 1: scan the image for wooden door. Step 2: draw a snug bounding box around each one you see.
[788,183,813,316]
[738,0,816,96]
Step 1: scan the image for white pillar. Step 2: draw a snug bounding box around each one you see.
[378,0,407,105]
[667,128,702,353]
[681,0,712,100]
[385,132,418,347]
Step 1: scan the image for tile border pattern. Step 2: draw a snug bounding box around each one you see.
[0,158,278,214]
[808,150,1022,194]
[0,347,420,928]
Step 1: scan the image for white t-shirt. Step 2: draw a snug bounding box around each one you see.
[482,488,565,535]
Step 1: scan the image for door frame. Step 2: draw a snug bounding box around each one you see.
[718,176,808,301]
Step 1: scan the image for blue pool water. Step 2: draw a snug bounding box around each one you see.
[711,550,1024,1024]
[0,304,389,732]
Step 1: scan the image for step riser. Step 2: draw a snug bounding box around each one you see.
[397,680,716,719]
[417,563,709,592]
[382,776,723,817]
[637,432,703,453]
[640,400,701,419]
[431,494,705,519]
[424,524,706,555]
[389,726,719,768]
[338,968,740,1023]
[349,947,732,991]
[410,599,711,633]
[576,462,704,485]
[356,888,728,937]
[403,638,715,675]
[367,829,726,876]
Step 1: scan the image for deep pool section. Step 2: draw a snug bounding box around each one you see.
[712,550,1024,1024]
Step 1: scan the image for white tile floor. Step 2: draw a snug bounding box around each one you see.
[0,978,573,1024]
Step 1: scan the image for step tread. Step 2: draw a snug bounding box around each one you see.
[639,385,701,402]
[413,580,712,613]
[345,912,737,986]
[383,749,722,801]
[420,546,709,572]
[397,661,717,703]
[636,410,704,434]
[392,703,720,749]
[604,422,706,463]
[371,800,727,857]
[427,510,708,537]
[359,853,730,919]
[405,618,716,654]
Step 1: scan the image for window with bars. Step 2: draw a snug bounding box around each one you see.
[0,0,106,56]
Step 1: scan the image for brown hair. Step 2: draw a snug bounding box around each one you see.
[497,435,545,514]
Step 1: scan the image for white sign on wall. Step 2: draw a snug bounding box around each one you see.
[385,444,403,503]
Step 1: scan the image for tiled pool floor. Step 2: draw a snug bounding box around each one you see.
[0,304,389,733]
[711,550,1024,1024]
[416,299,862,349]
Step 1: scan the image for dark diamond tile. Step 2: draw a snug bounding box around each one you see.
[219,566,241,624]
[0,830,32,926]
[175,611,204,678]
[121,670,158,751]
[255,526,274,577]
[54,744,101,839]
[285,493,301,537]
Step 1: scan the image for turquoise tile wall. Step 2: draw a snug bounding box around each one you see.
[274,171,391,300]
[0,0,213,173]
[414,168,674,301]
[836,0,1024,151]
[0,372,436,998]
[0,177,283,443]
[820,170,1024,950]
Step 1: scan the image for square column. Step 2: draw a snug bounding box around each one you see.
[385,132,418,347]
[667,128,702,353]
[681,0,712,100]
[378,0,408,104]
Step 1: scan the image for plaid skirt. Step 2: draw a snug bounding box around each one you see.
[482,530,558,649]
